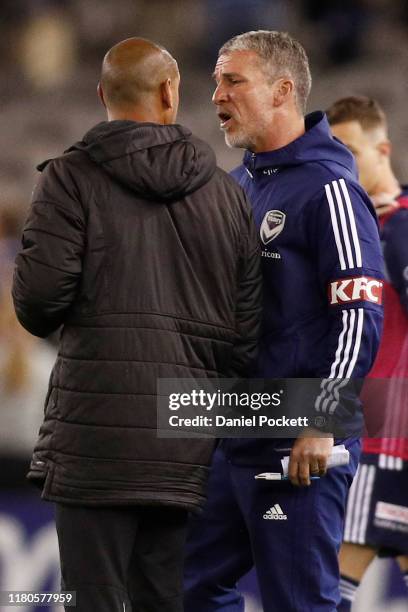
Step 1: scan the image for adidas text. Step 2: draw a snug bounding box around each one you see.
[263,504,287,520]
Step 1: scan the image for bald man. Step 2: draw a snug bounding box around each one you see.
[98,37,180,122]
[13,38,262,611]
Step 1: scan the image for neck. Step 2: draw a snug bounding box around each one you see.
[107,106,163,124]
[252,110,305,153]
[371,165,400,199]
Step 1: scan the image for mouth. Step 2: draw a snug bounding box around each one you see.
[218,111,233,129]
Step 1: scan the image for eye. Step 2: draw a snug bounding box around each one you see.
[227,77,243,85]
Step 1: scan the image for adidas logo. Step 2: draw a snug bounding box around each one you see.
[263,504,287,520]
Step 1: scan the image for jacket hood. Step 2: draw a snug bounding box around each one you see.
[53,121,216,201]
[243,111,357,177]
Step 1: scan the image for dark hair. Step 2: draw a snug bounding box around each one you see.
[326,96,387,131]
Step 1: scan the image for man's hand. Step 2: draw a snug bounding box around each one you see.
[288,428,334,486]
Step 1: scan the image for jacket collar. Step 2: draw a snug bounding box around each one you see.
[242,111,354,175]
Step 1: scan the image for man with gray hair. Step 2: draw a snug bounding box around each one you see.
[184,31,384,611]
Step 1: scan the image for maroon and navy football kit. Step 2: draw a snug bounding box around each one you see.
[344,193,408,555]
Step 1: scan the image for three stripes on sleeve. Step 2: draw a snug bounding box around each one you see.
[316,178,369,415]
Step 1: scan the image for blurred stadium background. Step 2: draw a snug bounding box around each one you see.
[0,1,407,610]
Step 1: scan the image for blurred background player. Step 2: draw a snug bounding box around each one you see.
[328,96,408,611]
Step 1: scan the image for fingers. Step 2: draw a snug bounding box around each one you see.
[288,436,333,486]
[288,457,300,486]
[288,454,327,486]
[312,454,327,476]
[317,455,327,476]
[288,454,311,487]
[298,457,311,487]
[310,460,320,475]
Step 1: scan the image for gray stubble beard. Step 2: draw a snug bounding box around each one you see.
[223,129,255,151]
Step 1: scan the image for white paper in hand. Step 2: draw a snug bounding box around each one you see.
[281,444,350,477]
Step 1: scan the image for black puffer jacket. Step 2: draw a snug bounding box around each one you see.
[13,120,262,510]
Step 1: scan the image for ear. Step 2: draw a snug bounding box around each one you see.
[97,82,106,108]
[160,78,173,110]
[377,139,391,158]
[273,78,294,107]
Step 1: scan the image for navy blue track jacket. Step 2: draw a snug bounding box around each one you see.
[227,112,384,454]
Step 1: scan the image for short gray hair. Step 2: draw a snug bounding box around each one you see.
[219,30,312,114]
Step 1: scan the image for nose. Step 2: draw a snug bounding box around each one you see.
[212,82,227,105]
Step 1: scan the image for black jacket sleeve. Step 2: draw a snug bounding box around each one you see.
[229,197,262,376]
[12,158,86,337]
